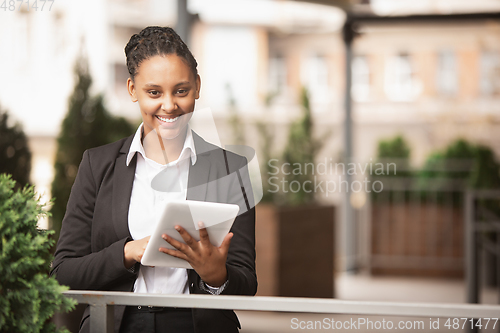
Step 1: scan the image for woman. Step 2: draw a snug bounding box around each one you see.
[51,26,257,333]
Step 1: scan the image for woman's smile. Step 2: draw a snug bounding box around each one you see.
[155,115,179,123]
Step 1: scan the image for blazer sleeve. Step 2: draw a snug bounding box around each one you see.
[50,150,138,290]
[224,155,257,296]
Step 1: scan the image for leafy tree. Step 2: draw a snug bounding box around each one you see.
[0,174,75,333]
[0,106,31,189]
[50,58,134,241]
[282,87,323,205]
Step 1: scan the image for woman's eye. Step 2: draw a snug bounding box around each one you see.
[148,91,160,96]
[177,89,188,95]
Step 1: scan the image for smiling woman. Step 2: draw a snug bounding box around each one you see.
[51,26,257,333]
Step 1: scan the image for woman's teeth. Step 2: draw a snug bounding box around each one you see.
[156,115,179,123]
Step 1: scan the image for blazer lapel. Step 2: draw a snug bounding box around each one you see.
[187,131,216,202]
[112,136,136,240]
[187,154,210,201]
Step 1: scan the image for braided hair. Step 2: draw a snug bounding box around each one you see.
[124,26,198,80]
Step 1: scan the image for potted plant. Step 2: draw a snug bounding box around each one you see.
[255,88,335,298]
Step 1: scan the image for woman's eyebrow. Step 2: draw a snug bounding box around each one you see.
[144,82,191,88]
[174,81,191,87]
[144,83,162,88]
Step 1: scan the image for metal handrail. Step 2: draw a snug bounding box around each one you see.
[465,190,500,333]
[63,291,500,333]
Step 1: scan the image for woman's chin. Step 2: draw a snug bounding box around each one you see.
[157,126,188,141]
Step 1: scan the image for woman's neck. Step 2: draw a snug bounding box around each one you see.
[141,127,188,165]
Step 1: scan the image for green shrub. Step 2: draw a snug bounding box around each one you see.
[371,137,500,205]
[0,174,75,333]
[418,139,475,185]
[371,135,412,201]
[417,139,500,204]
[377,135,411,160]
[469,145,500,190]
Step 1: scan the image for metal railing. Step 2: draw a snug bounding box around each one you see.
[63,291,500,333]
[465,190,500,306]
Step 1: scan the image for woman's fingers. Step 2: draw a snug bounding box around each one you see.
[160,225,231,280]
[220,232,233,255]
[198,222,211,246]
[162,232,191,255]
[158,247,190,262]
[174,225,199,250]
[143,236,151,247]
[123,236,151,269]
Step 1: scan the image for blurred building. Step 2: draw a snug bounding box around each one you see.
[0,0,178,228]
[1,0,499,273]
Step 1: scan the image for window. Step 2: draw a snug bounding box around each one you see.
[301,54,330,104]
[480,50,500,96]
[436,50,457,96]
[269,55,287,94]
[384,52,421,101]
[352,55,370,102]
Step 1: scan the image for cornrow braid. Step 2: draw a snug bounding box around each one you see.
[124,26,198,80]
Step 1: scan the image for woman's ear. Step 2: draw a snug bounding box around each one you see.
[195,74,201,100]
[127,78,138,102]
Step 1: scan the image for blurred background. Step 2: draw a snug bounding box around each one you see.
[1,0,500,331]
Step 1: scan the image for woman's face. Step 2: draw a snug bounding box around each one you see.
[127,54,201,140]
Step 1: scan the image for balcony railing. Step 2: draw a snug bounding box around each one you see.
[63,291,500,333]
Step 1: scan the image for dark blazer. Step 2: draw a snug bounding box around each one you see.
[51,131,257,333]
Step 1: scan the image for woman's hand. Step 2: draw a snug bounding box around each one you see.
[123,236,151,269]
[159,222,233,287]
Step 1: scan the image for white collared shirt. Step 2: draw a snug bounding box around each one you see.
[126,123,196,294]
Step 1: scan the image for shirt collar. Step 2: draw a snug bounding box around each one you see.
[126,123,197,166]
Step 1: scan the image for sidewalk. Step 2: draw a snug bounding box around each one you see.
[237,273,499,333]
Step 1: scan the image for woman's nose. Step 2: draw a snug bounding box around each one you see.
[161,95,176,112]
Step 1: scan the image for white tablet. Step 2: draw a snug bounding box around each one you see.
[141,200,240,268]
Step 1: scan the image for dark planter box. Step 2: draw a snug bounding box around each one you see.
[255,204,335,298]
